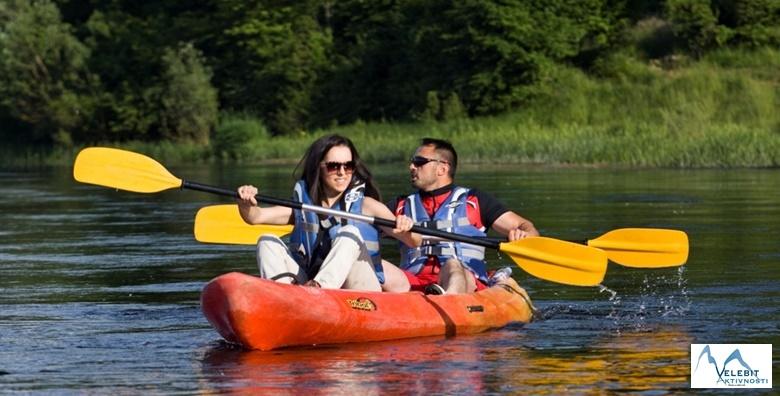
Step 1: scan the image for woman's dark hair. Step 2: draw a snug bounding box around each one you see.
[294,134,380,204]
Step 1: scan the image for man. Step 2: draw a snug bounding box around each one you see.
[382,138,539,294]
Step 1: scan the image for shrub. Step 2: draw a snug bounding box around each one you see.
[158,43,218,144]
[666,0,732,57]
[212,113,270,160]
[0,0,95,146]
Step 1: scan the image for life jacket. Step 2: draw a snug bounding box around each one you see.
[399,186,488,283]
[289,180,384,283]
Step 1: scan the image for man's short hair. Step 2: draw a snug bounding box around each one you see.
[421,137,457,177]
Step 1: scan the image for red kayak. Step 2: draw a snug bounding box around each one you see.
[200,272,534,350]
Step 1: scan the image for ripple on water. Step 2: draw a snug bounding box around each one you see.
[2,167,778,393]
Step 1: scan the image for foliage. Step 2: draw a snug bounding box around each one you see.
[416,91,467,121]
[324,0,615,121]
[665,0,732,56]
[78,5,179,142]
[158,43,218,144]
[660,0,780,55]
[0,0,96,145]
[717,0,780,47]
[212,112,270,160]
[628,17,677,59]
[1,0,779,153]
[210,0,332,136]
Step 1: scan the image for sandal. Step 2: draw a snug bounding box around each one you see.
[303,279,321,288]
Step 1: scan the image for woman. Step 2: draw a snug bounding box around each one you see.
[237,134,419,292]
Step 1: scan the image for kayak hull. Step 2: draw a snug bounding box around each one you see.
[200,272,534,350]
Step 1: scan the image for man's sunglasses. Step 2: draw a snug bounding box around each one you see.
[410,156,448,167]
[322,161,356,173]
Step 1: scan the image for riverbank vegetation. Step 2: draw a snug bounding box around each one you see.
[1,1,778,168]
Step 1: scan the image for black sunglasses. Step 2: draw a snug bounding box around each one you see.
[410,156,447,167]
[322,161,356,173]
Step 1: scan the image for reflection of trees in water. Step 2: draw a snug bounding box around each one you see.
[197,327,690,394]
[198,336,489,394]
[499,327,691,393]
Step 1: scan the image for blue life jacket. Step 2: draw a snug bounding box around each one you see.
[289,180,384,283]
[399,186,488,283]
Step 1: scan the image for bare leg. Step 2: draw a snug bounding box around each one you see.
[341,254,382,291]
[380,259,411,292]
[438,258,478,294]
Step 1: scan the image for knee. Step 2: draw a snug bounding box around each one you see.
[443,258,464,272]
[257,235,285,255]
[258,234,283,244]
[337,224,360,236]
[335,225,364,242]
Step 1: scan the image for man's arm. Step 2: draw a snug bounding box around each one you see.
[470,189,539,240]
[491,211,539,240]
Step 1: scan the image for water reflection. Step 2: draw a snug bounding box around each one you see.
[2,166,778,392]
[509,328,691,393]
[199,336,489,394]
[197,326,692,394]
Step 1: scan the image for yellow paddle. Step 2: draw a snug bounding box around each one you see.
[584,228,688,268]
[194,204,688,268]
[195,204,294,243]
[73,147,608,287]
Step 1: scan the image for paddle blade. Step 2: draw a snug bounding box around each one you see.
[194,205,293,244]
[588,228,689,268]
[73,147,182,193]
[500,237,607,287]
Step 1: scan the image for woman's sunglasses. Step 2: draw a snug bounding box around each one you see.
[410,156,448,167]
[322,161,356,173]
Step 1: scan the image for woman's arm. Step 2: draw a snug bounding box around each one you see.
[236,185,294,225]
[362,197,421,247]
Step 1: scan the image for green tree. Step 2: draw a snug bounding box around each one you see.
[320,0,411,123]
[717,0,780,46]
[77,6,169,142]
[47,2,222,143]
[208,0,332,135]
[157,43,218,144]
[323,0,615,122]
[408,0,614,115]
[666,0,732,56]
[0,0,96,145]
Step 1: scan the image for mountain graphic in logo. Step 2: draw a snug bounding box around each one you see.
[694,345,758,384]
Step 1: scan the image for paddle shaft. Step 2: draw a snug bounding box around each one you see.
[479,236,587,245]
[73,147,611,285]
[182,180,502,250]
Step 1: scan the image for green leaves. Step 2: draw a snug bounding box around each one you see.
[666,0,731,57]
[159,43,218,144]
[2,0,778,147]
[0,0,94,145]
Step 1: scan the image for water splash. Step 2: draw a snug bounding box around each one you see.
[593,266,693,335]
[638,267,691,319]
[598,284,619,301]
[599,284,623,325]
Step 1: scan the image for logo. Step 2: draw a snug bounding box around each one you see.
[344,191,361,203]
[691,344,772,388]
[446,200,462,209]
[346,297,376,311]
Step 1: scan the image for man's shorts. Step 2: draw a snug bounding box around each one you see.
[402,260,487,292]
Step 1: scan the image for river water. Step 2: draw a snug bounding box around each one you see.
[1,163,777,393]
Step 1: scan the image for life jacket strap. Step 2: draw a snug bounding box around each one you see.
[419,217,471,229]
[270,272,300,284]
